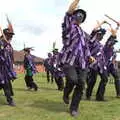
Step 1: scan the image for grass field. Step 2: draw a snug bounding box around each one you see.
[0,73,120,120]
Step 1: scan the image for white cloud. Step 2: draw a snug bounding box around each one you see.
[0,0,120,59]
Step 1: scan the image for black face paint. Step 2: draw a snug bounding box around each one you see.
[76,12,85,23]
[73,9,86,23]
[96,33,104,41]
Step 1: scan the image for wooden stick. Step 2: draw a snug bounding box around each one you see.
[6,14,14,33]
[105,14,120,25]
[105,21,111,27]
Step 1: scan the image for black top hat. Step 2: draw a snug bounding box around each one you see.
[114,39,118,43]
[23,47,34,52]
[52,48,58,52]
[96,28,106,35]
[73,9,86,23]
[107,39,118,46]
[3,28,15,35]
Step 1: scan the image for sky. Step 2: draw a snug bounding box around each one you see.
[0,0,120,59]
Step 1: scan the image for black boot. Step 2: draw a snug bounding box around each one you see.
[7,96,16,106]
[32,82,38,91]
[8,100,16,106]
[115,80,120,97]
[70,110,78,117]
[63,94,69,104]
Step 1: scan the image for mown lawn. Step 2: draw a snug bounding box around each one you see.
[0,73,120,120]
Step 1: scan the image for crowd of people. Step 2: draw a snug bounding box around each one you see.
[44,0,120,117]
[0,0,120,117]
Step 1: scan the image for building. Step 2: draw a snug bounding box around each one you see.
[13,50,45,73]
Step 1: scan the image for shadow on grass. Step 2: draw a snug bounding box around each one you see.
[14,87,40,92]
[29,99,66,113]
[0,95,7,105]
[14,88,27,92]
[82,94,117,102]
[40,87,56,91]
[14,86,58,92]
[37,81,47,84]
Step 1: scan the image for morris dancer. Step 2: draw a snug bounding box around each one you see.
[51,48,64,91]
[24,47,38,91]
[0,27,16,106]
[86,21,108,101]
[59,0,95,116]
[44,52,54,83]
[103,26,120,98]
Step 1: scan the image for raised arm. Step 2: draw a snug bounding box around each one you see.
[94,20,106,31]
[68,0,80,14]
[109,24,119,37]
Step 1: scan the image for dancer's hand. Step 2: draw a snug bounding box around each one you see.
[94,20,106,30]
[68,0,80,14]
[109,27,117,36]
[89,56,96,63]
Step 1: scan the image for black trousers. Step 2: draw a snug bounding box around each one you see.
[54,76,64,90]
[50,66,64,90]
[86,68,108,100]
[24,75,38,90]
[63,65,87,111]
[1,80,13,103]
[109,64,120,96]
[46,70,54,83]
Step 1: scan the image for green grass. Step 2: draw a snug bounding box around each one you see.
[0,73,120,120]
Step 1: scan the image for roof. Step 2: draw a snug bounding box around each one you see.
[13,50,44,63]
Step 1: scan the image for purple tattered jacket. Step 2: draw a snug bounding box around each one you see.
[59,12,91,69]
[0,39,16,84]
[50,54,64,78]
[44,57,52,71]
[103,35,117,69]
[24,54,37,75]
[88,30,106,73]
